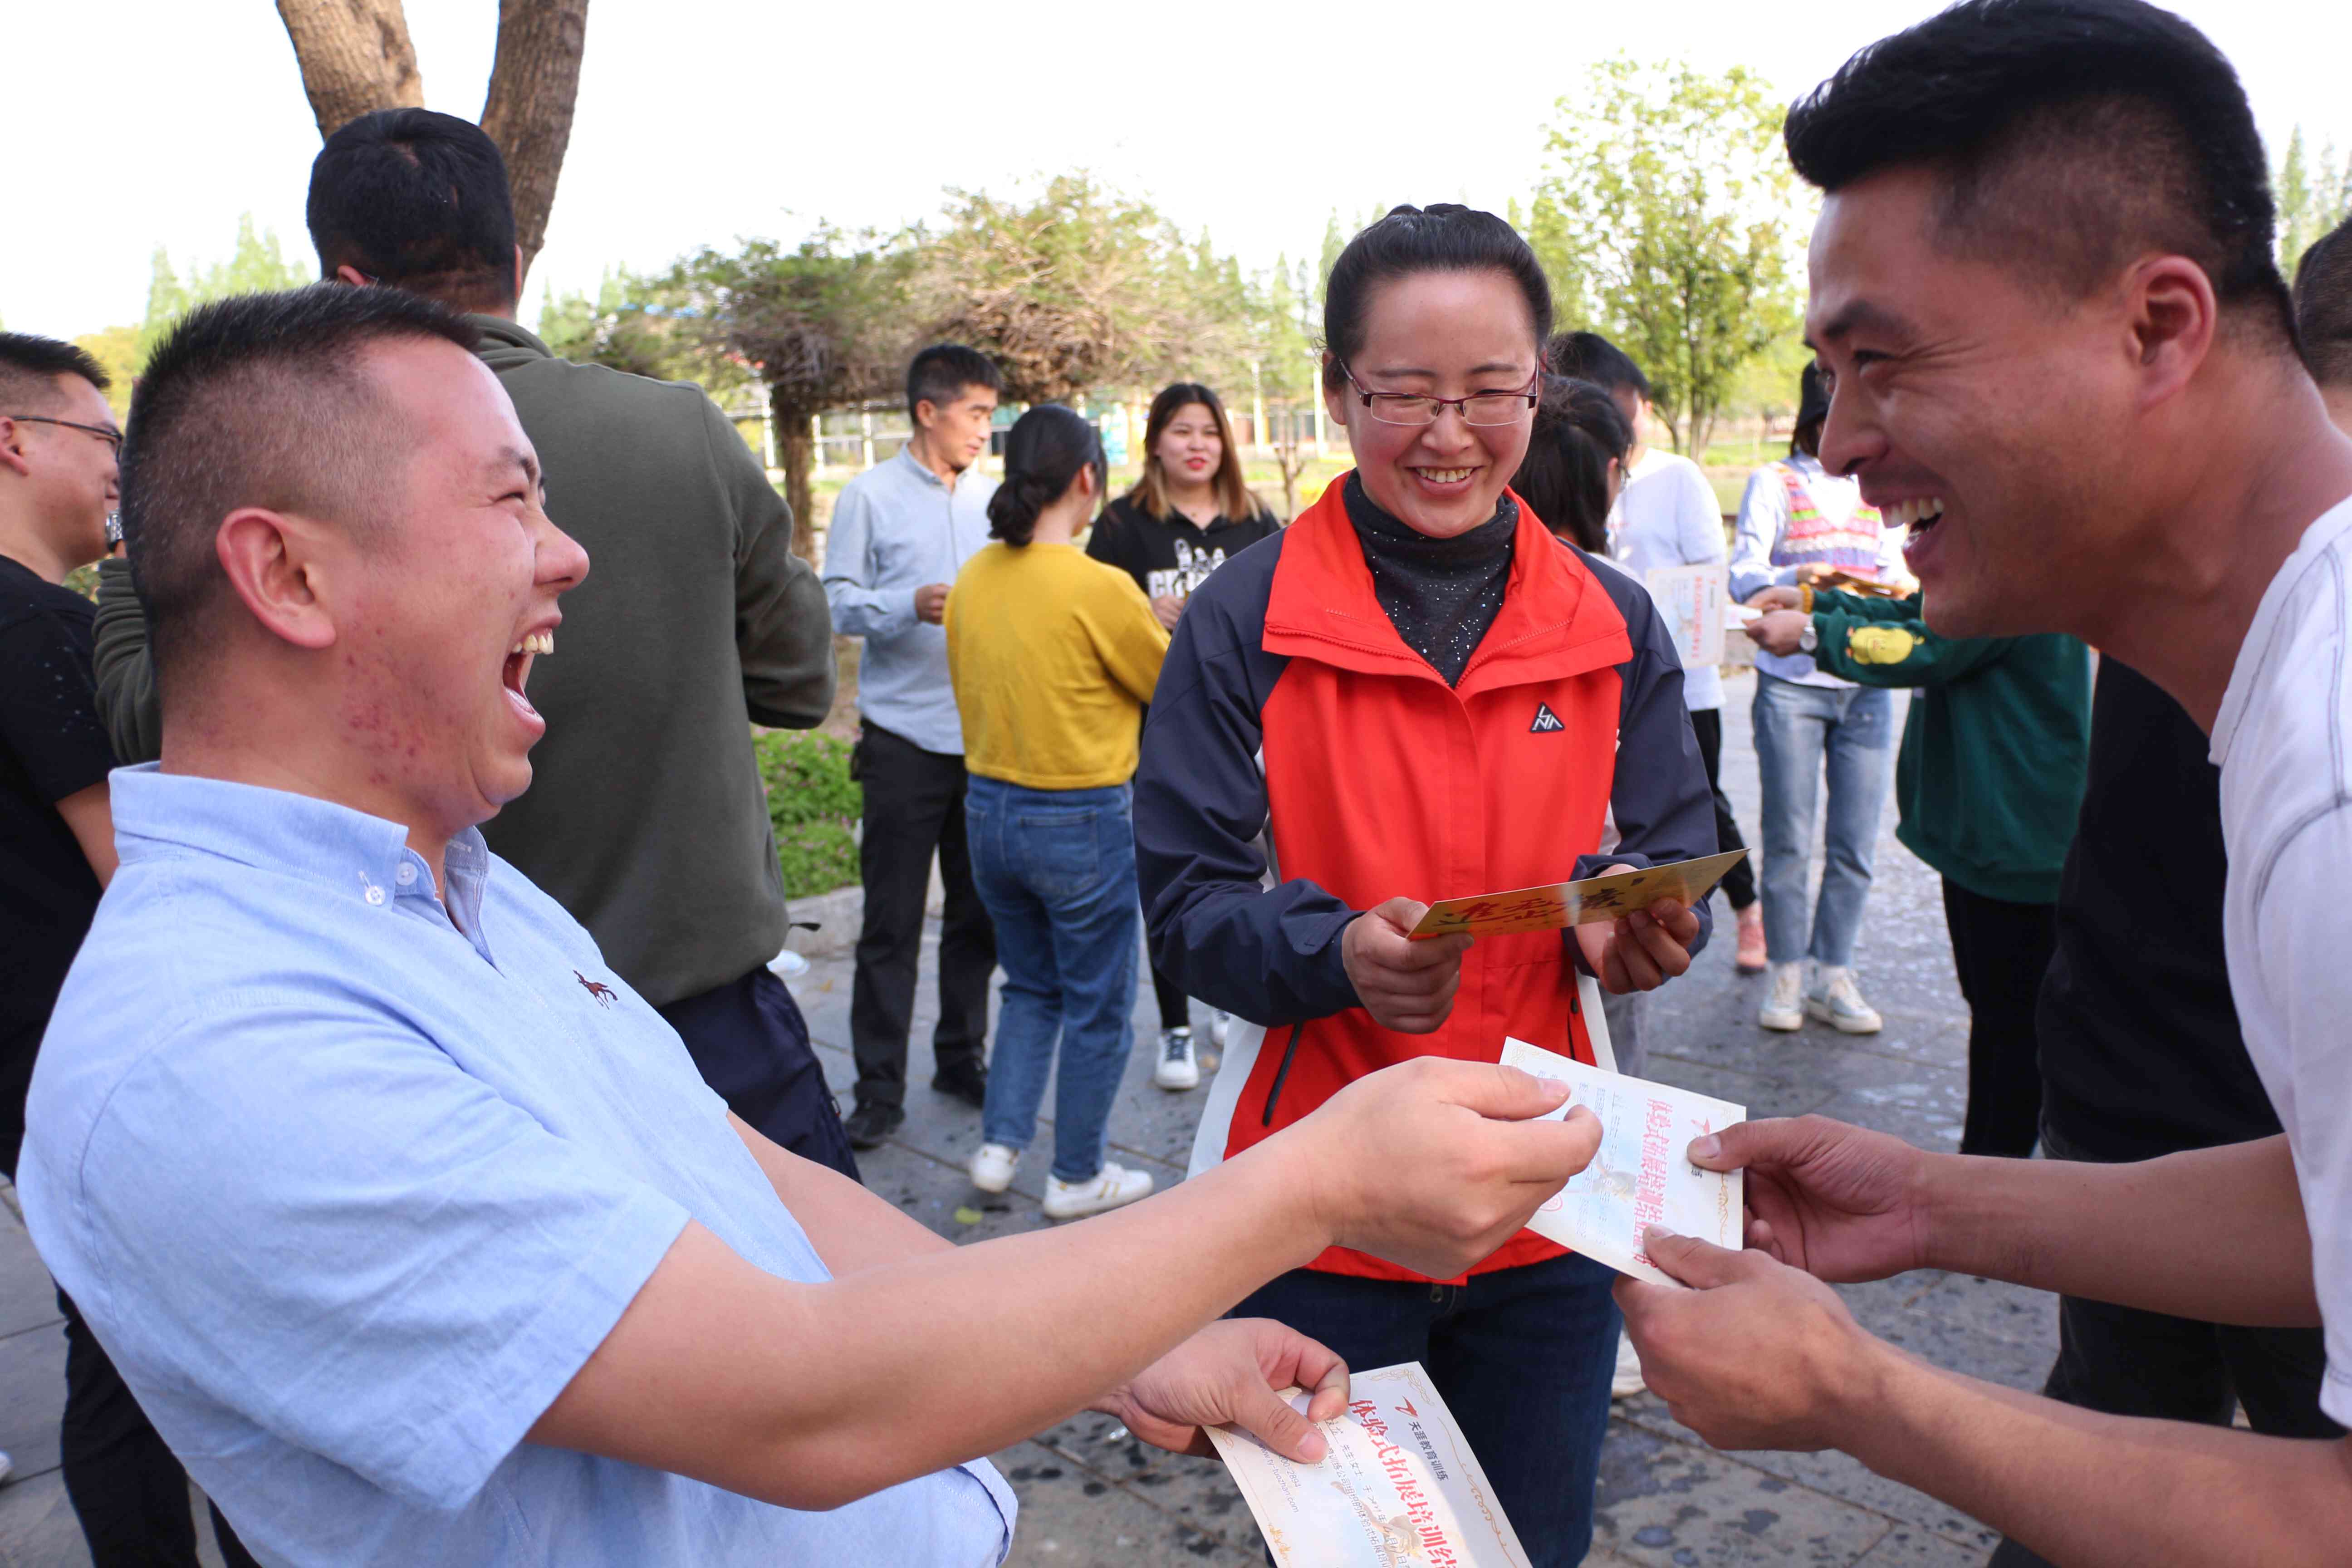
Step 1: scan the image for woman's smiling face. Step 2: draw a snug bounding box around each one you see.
[1324,269,1540,539]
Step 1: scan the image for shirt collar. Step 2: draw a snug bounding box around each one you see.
[110,765,491,919]
[893,445,949,490]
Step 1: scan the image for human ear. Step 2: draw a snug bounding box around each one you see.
[0,416,29,478]
[1320,356,1350,431]
[214,508,340,652]
[2127,255,2218,412]
[333,265,372,288]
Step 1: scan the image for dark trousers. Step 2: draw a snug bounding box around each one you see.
[1687,706,1757,911]
[848,724,995,1110]
[657,965,858,1180]
[1987,1128,2342,1567]
[1231,1254,1620,1568]
[1147,948,1189,1033]
[58,1290,260,1568]
[1940,878,2057,1157]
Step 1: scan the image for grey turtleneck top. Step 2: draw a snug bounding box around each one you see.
[1343,472,1517,686]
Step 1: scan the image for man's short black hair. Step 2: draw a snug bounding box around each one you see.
[906,344,1004,421]
[0,332,110,412]
[1784,0,2291,335]
[123,285,480,691]
[2295,218,2352,391]
[1545,331,1650,401]
[306,108,519,313]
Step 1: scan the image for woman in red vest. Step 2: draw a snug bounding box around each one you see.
[1134,205,1718,1564]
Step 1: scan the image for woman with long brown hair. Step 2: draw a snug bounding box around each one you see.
[1087,382,1282,1091]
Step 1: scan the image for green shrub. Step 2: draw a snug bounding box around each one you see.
[755,729,862,898]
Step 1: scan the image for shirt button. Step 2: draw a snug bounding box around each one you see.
[394,864,417,887]
[363,885,387,906]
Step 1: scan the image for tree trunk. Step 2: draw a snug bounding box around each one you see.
[275,0,424,139]
[772,391,819,565]
[480,0,590,285]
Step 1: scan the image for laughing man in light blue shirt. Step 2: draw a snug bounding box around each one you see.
[21,287,1610,1567]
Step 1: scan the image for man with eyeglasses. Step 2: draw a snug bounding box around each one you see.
[0,333,260,1565]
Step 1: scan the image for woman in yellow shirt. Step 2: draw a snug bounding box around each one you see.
[945,404,1170,1220]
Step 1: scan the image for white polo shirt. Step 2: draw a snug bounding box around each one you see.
[2211,494,2352,1426]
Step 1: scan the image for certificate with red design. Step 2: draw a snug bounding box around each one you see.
[1204,1362,1529,1566]
[1405,849,1750,941]
[1499,1038,1745,1288]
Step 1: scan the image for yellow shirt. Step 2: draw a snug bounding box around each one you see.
[945,542,1171,789]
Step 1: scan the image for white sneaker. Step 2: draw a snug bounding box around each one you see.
[1042,1162,1154,1220]
[1210,1009,1230,1047]
[1610,1331,1647,1399]
[1806,966,1883,1034]
[1758,961,1805,1031]
[969,1142,1020,1194]
[1154,1027,1199,1091]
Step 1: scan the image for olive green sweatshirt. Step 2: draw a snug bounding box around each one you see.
[1810,589,2091,905]
[92,316,835,1006]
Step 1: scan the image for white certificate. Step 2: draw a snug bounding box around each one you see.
[1204,1361,1529,1566]
[1644,562,1729,669]
[1499,1037,1746,1287]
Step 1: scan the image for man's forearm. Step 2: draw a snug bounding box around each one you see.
[1843,1342,2352,1568]
[1922,1135,2318,1326]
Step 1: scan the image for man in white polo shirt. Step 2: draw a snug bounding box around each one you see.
[1611,3,2352,1563]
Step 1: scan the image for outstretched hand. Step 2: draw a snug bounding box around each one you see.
[1095,1318,1350,1462]
[1689,1115,1935,1283]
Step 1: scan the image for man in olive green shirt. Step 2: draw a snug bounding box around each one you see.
[1749,588,2090,1155]
[93,110,855,1175]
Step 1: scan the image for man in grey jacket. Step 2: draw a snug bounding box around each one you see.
[822,347,1002,1149]
[91,109,856,1176]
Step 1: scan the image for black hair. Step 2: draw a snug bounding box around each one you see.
[1544,331,1649,402]
[907,343,1005,421]
[986,404,1104,546]
[1510,377,1632,553]
[1784,0,2291,335]
[1793,362,1832,456]
[0,333,111,412]
[122,284,480,690]
[1321,205,1552,390]
[306,108,519,312]
[2295,217,2352,391]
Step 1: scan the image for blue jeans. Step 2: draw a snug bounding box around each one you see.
[1231,1254,1621,1568]
[963,776,1140,1183]
[1750,673,1895,969]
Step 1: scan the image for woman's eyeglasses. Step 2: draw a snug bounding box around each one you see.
[1334,363,1540,427]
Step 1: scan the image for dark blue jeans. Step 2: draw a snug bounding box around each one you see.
[1231,1252,1621,1567]
[963,776,1141,1183]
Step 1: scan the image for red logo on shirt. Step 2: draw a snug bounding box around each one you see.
[574,970,617,1008]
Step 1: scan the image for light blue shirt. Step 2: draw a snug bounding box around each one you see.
[823,446,998,754]
[20,767,1014,1568]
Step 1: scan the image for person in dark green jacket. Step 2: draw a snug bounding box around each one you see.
[90,110,856,1177]
[1747,585,2090,1156]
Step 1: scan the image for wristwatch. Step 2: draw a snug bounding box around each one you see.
[1798,621,1819,655]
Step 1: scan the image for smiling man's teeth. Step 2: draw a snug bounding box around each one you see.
[1882,497,1946,529]
[1419,468,1475,483]
[508,631,554,656]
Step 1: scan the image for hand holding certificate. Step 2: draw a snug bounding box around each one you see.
[1407,850,1749,940]
[1206,1362,1531,1567]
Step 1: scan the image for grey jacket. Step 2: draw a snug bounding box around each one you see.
[93,316,835,1007]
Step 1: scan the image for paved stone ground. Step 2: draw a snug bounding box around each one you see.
[0,666,2051,1565]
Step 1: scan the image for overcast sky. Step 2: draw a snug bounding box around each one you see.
[13,0,2352,338]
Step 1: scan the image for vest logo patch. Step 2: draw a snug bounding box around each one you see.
[1529,702,1566,734]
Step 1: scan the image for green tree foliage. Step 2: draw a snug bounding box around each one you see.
[136,216,310,368]
[912,173,1245,404]
[2276,127,2352,282]
[755,729,861,898]
[71,327,142,416]
[1535,59,1804,456]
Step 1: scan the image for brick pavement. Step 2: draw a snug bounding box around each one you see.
[0,667,2053,1565]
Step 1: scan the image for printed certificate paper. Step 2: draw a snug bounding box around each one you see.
[1643,562,1729,669]
[1406,849,1750,941]
[1498,1038,1746,1288]
[1205,1362,1530,1567]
